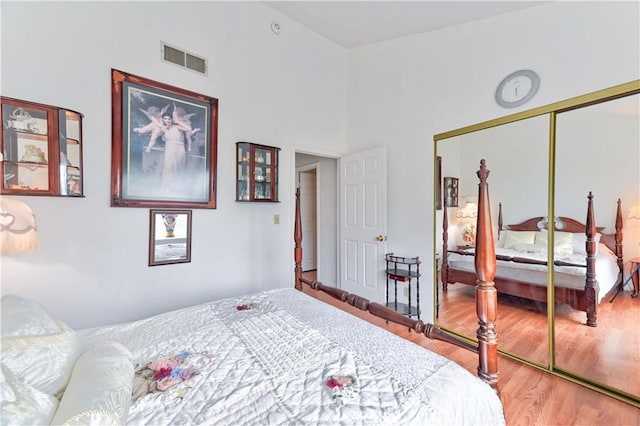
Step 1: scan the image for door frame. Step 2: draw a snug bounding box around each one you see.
[296,162,319,272]
[292,148,340,286]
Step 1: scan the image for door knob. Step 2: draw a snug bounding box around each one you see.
[376,235,388,241]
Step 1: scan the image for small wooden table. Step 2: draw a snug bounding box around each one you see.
[630,257,640,298]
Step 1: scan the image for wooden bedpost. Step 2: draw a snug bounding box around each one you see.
[474,159,499,386]
[294,187,303,290]
[497,202,503,241]
[441,204,449,291]
[585,192,598,327]
[614,199,624,274]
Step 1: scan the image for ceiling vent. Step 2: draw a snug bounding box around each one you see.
[161,42,207,75]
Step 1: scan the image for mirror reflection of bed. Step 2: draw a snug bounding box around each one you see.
[435,82,640,403]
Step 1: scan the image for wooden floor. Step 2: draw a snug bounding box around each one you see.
[301,271,640,425]
[438,283,640,397]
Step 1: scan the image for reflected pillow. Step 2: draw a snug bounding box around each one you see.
[534,230,574,256]
[572,232,601,255]
[502,231,537,250]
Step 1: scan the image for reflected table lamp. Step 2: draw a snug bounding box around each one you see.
[457,198,478,247]
[0,197,38,253]
[627,204,640,297]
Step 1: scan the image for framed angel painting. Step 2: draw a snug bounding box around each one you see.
[111,69,218,208]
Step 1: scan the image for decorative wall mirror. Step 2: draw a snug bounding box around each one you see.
[434,80,640,407]
[149,209,192,266]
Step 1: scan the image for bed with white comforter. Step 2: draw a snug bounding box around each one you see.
[80,288,504,425]
[1,289,504,425]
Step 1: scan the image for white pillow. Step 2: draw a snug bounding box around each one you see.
[1,295,61,337]
[502,231,537,250]
[52,342,134,426]
[535,230,574,256]
[1,363,59,425]
[1,321,82,397]
[572,232,601,255]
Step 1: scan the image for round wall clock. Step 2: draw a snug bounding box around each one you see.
[495,69,540,108]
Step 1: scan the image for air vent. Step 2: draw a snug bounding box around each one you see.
[161,42,207,75]
[186,53,206,74]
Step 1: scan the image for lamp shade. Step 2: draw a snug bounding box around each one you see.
[457,200,478,219]
[628,204,640,220]
[0,197,38,253]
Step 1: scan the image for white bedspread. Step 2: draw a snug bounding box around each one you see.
[447,244,620,302]
[80,289,505,425]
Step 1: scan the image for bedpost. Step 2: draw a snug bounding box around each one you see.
[442,204,449,291]
[294,187,303,290]
[584,192,598,327]
[498,202,503,241]
[614,199,624,274]
[474,159,499,386]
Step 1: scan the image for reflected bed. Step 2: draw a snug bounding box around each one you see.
[441,196,624,327]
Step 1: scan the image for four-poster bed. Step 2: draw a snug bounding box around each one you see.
[441,194,624,327]
[0,159,505,425]
[295,159,500,385]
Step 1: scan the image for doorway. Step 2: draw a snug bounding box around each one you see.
[295,153,338,286]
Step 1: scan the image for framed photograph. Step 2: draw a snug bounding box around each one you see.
[111,69,218,208]
[149,209,192,266]
[444,176,459,207]
[435,156,442,210]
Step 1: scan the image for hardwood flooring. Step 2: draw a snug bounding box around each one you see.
[438,283,640,397]
[301,271,640,425]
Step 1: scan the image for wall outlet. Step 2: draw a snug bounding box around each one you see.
[403,287,409,297]
[273,214,280,224]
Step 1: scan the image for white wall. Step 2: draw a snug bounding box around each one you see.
[2,2,638,329]
[0,2,348,328]
[347,2,640,320]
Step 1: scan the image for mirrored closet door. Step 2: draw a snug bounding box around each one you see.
[436,115,551,367]
[434,80,640,406]
[554,92,640,399]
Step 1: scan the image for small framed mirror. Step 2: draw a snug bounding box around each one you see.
[149,209,192,266]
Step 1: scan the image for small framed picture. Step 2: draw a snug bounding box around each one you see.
[435,156,442,210]
[149,209,192,266]
[444,177,459,207]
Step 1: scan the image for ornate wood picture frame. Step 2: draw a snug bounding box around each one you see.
[111,69,218,208]
[435,156,442,210]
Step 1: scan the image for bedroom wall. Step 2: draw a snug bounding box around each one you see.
[0,2,348,328]
[346,1,640,320]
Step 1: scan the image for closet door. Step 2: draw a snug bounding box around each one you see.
[553,92,640,398]
[435,115,551,367]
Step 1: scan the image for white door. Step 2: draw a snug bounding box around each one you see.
[299,170,317,271]
[339,147,387,302]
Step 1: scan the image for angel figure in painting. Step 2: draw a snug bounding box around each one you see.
[136,103,200,153]
[144,105,196,195]
[133,105,167,136]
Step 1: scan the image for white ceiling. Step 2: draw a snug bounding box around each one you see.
[264,1,548,48]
